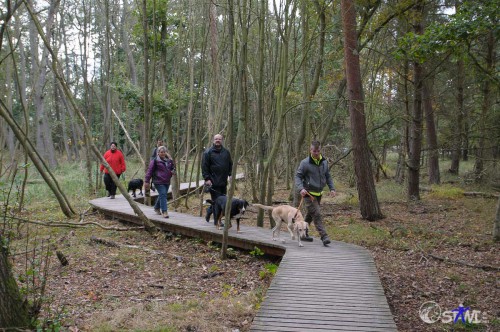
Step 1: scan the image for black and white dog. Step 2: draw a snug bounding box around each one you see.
[206,196,249,232]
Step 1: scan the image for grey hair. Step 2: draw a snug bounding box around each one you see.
[158,146,168,154]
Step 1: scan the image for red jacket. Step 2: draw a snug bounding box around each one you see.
[100,149,126,175]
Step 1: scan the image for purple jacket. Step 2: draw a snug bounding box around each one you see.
[145,157,175,185]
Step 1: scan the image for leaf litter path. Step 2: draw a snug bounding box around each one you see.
[90,187,396,331]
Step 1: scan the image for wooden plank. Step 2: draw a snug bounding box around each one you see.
[250,321,396,332]
[251,317,396,328]
[254,306,395,318]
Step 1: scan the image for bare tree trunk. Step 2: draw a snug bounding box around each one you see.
[29,0,58,168]
[81,0,93,193]
[222,0,249,259]
[474,31,494,182]
[395,60,410,184]
[156,8,180,205]
[121,0,137,85]
[341,0,382,220]
[450,59,465,174]
[0,241,30,329]
[102,0,113,146]
[262,0,296,214]
[141,0,152,206]
[208,1,219,133]
[10,15,30,210]
[183,0,196,183]
[423,80,440,185]
[3,56,15,159]
[407,1,424,200]
[256,0,267,227]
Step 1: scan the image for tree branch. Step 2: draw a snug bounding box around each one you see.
[7,215,144,231]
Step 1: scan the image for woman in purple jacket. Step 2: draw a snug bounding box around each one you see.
[144,146,175,218]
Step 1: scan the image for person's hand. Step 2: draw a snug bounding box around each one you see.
[300,189,308,197]
[144,182,150,190]
[205,179,212,186]
[329,190,337,197]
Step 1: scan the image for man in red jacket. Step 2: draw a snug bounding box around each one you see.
[100,142,126,199]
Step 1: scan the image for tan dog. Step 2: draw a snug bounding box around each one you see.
[253,204,309,247]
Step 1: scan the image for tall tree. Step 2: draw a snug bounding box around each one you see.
[208,0,220,133]
[423,79,440,184]
[141,0,151,169]
[255,0,267,226]
[29,0,58,168]
[407,0,424,200]
[341,0,382,220]
[473,30,495,182]
[449,58,465,174]
[0,241,30,329]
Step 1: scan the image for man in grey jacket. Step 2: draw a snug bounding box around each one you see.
[295,140,336,246]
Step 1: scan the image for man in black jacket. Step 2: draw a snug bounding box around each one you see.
[202,134,233,223]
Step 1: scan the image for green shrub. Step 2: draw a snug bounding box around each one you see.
[427,185,464,199]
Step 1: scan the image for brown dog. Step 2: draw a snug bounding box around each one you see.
[253,204,309,247]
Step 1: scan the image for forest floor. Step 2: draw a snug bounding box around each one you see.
[10,185,500,331]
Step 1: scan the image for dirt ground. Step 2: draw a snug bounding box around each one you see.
[11,188,499,331]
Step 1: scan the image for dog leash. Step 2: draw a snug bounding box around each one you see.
[203,184,227,196]
[293,191,314,221]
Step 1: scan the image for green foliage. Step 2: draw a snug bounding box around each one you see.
[249,246,264,257]
[112,81,181,120]
[395,1,499,63]
[427,185,464,199]
[35,306,66,332]
[221,283,237,298]
[259,263,278,280]
[131,0,185,53]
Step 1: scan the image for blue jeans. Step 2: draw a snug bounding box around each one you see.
[153,184,170,212]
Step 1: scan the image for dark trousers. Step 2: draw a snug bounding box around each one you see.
[206,185,227,222]
[104,173,121,195]
[304,195,328,239]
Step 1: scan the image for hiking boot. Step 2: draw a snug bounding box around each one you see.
[162,211,169,218]
[322,236,331,246]
[300,229,313,242]
[154,208,161,215]
[110,195,115,199]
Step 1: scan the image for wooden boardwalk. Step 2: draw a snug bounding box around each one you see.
[89,180,397,331]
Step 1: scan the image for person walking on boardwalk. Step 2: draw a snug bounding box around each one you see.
[144,146,176,218]
[202,134,233,223]
[100,141,126,199]
[295,140,336,246]
[151,138,168,160]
